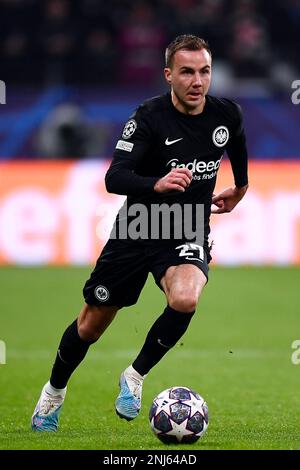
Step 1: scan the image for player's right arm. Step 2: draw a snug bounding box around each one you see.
[153,168,192,193]
[105,105,192,196]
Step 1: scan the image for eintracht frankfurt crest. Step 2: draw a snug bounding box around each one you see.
[212,126,229,147]
[94,285,110,302]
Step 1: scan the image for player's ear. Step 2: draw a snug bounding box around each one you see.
[164,68,172,85]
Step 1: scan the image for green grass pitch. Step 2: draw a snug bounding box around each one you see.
[0,265,299,450]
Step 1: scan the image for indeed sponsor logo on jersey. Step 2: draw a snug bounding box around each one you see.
[166,157,222,180]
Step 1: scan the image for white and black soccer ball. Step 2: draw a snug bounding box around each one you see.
[149,386,209,444]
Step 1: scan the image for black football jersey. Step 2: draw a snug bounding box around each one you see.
[105,92,248,244]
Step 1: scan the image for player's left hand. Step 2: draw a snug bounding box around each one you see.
[211,185,248,214]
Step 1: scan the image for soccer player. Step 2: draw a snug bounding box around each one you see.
[32,34,248,431]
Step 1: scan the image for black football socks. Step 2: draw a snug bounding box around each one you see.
[50,319,95,389]
[50,307,195,388]
[132,306,195,376]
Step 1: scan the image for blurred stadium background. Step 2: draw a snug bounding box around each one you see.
[1,0,300,451]
[0,0,299,265]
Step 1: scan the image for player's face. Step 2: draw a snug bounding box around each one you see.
[164,49,212,115]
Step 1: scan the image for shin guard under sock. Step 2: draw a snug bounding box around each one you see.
[132,306,195,376]
[50,319,95,389]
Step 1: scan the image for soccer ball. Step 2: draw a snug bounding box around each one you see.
[149,386,209,444]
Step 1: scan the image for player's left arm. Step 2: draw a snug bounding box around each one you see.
[212,103,248,214]
[211,185,248,214]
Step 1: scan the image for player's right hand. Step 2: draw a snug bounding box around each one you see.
[154,168,193,193]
